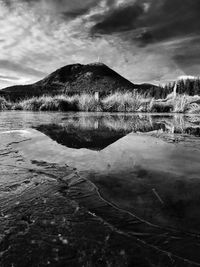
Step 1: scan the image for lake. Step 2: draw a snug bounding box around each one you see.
[1,111,200,267]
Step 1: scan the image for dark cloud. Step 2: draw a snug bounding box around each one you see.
[138,0,200,45]
[91,0,200,45]
[91,3,144,35]
[89,0,200,77]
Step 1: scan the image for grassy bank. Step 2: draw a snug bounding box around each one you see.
[0,93,200,113]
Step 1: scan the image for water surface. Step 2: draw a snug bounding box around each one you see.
[1,111,200,266]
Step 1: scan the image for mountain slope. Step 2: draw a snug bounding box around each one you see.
[0,63,159,100]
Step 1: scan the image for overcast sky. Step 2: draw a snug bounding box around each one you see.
[0,0,200,88]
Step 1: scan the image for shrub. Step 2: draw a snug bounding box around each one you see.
[39,96,77,111]
[149,94,200,113]
[172,95,190,113]
[77,94,102,112]
[14,95,79,112]
[18,97,45,111]
[0,97,11,110]
[187,103,200,114]
[102,92,143,112]
[11,102,23,110]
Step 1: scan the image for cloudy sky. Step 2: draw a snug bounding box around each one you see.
[0,0,200,88]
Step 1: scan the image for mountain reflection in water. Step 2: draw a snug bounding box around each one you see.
[33,113,200,234]
[35,113,200,150]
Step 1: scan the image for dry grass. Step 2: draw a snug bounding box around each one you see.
[187,103,200,114]
[151,94,200,113]
[12,95,78,111]
[102,92,144,112]
[172,95,199,113]
[76,94,102,112]
[0,97,11,110]
[0,92,200,113]
[172,95,200,113]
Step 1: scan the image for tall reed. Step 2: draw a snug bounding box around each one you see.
[0,92,200,113]
[102,92,143,112]
[0,97,11,110]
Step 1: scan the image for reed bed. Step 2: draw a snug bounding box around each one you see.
[0,93,200,113]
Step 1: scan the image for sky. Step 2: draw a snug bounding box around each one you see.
[0,0,200,88]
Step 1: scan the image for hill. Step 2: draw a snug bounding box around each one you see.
[0,63,159,100]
